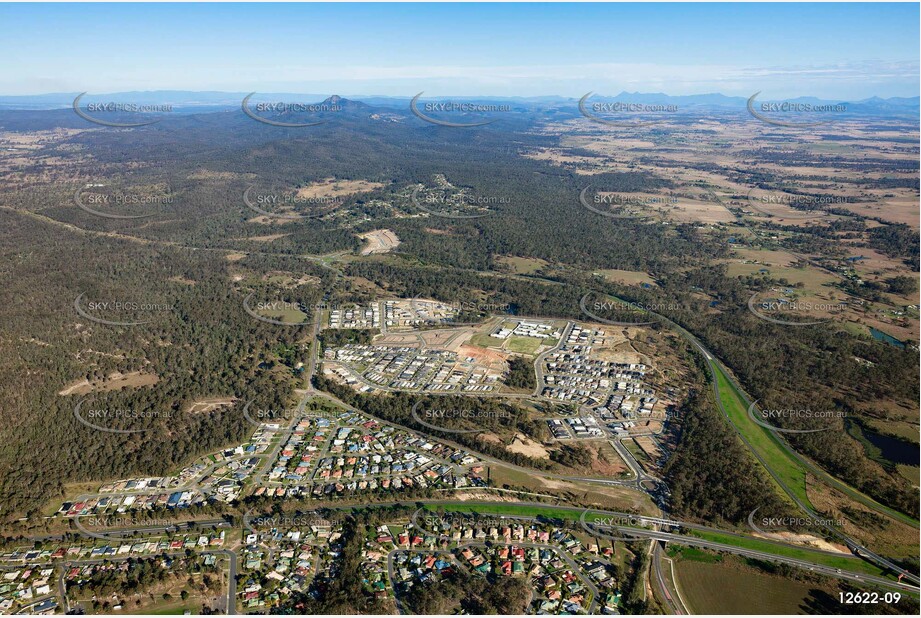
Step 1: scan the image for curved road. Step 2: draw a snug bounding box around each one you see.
[603,299,920,586]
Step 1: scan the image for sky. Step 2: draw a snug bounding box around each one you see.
[0,2,918,99]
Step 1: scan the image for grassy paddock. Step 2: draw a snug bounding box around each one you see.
[674,557,824,614]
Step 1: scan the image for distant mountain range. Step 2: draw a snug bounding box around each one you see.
[1,90,917,116]
[583,91,920,114]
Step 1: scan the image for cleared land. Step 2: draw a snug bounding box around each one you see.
[295,177,385,199]
[59,371,159,396]
[187,397,237,414]
[594,269,657,287]
[358,228,400,255]
[495,255,549,274]
[506,433,551,459]
[256,307,310,324]
[674,556,826,614]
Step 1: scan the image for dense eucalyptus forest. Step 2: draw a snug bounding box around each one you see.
[0,97,917,528]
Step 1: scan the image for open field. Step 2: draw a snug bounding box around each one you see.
[0,63,917,618]
[594,269,657,287]
[238,233,289,242]
[674,555,829,614]
[261,271,321,288]
[429,502,585,521]
[256,307,310,324]
[59,371,159,396]
[897,465,920,487]
[506,432,551,459]
[495,255,548,274]
[506,334,543,354]
[469,333,506,348]
[633,436,663,461]
[589,441,630,476]
[557,124,919,236]
[624,438,651,467]
[657,196,736,223]
[431,499,653,521]
[583,190,735,223]
[295,177,385,199]
[723,262,838,292]
[588,326,652,365]
[722,244,919,341]
[838,189,920,228]
[466,318,564,358]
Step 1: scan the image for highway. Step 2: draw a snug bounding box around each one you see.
[406,501,917,593]
[482,273,918,531]
[652,542,685,614]
[34,272,917,610]
[609,297,921,586]
[11,496,917,615]
[583,520,918,594]
[699,344,919,585]
[406,500,872,564]
[25,497,901,585]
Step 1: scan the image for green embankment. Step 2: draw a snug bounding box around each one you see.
[688,529,888,578]
[428,503,581,521]
[713,361,918,528]
[712,363,812,508]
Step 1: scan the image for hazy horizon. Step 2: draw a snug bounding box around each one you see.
[2,89,918,105]
[0,2,917,99]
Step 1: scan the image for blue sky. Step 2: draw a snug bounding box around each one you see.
[0,2,918,98]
